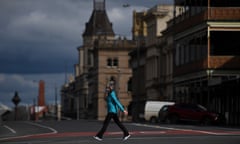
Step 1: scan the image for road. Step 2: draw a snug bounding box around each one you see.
[1,120,240,144]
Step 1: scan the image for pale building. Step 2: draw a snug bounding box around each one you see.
[129,5,177,121]
[61,0,135,120]
[144,5,176,101]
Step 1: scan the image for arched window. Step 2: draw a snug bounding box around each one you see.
[113,58,118,67]
[109,76,116,86]
[127,78,132,92]
[107,58,112,67]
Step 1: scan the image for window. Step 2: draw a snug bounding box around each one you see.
[127,78,132,92]
[175,44,180,66]
[113,58,118,67]
[88,52,94,66]
[107,58,119,67]
[107,58,112,67]
[185,45,189,63]
[180,45,185,65]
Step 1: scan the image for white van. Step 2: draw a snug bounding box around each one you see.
[143,101,175,123]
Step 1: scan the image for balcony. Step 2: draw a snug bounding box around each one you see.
[209,56,240,69]
[174,56,240,76]
[174,59,208,76]
[174,7,240,33]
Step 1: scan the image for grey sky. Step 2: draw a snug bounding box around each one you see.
[0,0,173,107]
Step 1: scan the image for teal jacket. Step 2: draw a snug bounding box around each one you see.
[106,90,124,114]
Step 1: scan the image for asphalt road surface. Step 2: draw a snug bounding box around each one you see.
[1,120,240,144]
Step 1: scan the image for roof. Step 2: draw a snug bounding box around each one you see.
[82,3,114,37]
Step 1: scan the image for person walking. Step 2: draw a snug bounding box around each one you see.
[93,84,130,141]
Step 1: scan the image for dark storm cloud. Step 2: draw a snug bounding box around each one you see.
[0,0,173,106]
[0,0,89,73]
[0,0,173,74]
[0,39,76,73]
[107,0,172,6]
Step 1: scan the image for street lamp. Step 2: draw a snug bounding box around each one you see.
[54,83,58,120]
[12,91,21,121]
[206,69,214,108]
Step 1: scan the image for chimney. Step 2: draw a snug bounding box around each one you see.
[38,80,45,106]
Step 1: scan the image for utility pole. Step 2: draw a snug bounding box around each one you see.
[55,83,58,120]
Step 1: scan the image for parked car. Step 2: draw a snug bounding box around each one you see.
[158,105,172,123]
[165,103,226,125]
[136,101,175,123]
[145,101,175,123]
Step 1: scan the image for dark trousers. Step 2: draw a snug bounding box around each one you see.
[96,112,129,138]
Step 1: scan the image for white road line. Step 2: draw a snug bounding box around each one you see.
[131,123,176,130]
[25,121,58,134]
[130,123,238,136]
[0,122,58,141]
[3,125,16,134]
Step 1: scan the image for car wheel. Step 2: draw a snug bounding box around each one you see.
[150,117,158,123]
[170,114,179,124]
[165,117,171,124]
[201,117,211,126]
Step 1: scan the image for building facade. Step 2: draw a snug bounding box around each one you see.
[129,11,147,121]
[171,0,240,125]
[144,5,176,101]
[61,0,240,125]
[129,5,177,121]
[61,0,135,120]
[89,37,135,120]
[130,1,240,125]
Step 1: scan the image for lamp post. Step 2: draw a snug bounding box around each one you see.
[12,91,21,121]
[134,31,142,122]
[206,69,214,108]
[45,82,60,121]
[50,82,60,121]
[54,83,58,120]
[33,80,60,121]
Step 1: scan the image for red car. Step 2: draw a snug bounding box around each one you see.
[166,103,224,125]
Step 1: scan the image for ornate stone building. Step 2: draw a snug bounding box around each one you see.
[61,0,135,120]
[61,0,240,125]
[129,5,176,121]
[144,5,176,101]
[89,37,135,120]
[129,11,147,121]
